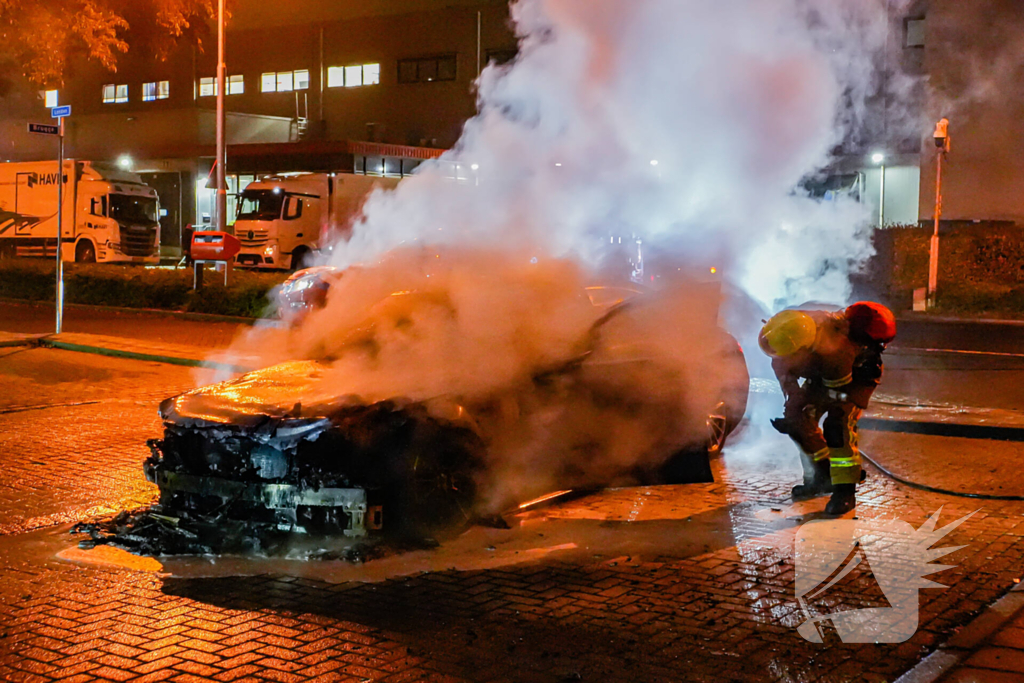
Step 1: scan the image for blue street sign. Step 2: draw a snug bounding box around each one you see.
[50,105,71,118]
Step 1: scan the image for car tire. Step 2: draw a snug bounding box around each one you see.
[75,240,97,263]
[384,422,483,539]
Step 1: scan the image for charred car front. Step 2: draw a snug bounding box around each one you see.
[145,285,749,542]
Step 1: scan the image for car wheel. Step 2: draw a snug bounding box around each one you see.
[75,240,97,263]
[386,424,483,539]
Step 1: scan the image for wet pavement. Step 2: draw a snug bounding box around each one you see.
[2,322,1024,681]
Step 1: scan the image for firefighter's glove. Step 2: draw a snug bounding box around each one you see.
[771,417,793,435]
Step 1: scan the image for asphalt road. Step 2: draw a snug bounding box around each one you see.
[894,315,1024,354]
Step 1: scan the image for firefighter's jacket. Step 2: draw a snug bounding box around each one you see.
[771,310,861,399]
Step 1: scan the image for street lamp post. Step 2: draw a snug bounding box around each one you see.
[871,152,885,228]
[928,118,950,309]
[215,0,227,234]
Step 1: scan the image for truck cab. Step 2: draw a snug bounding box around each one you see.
[234,173,399,270]
[73,165,161,263]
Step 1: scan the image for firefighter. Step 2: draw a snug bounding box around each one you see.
[759,303,896,515]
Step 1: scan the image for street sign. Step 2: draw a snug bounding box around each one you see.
[28,123,58,135]
[50,105,71,118]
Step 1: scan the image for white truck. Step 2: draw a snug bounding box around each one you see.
[233,173,399,270]
[0,160,160,263]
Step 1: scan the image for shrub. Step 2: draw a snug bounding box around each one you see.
[0,260,286,318]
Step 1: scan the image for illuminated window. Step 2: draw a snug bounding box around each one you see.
[44,90,58,108]
[262,70,308,93]
[364,63,380,85]
[143,81,169,101]
[102,84,128,103]
[397,55,457,84]
[201,75,242,96]
[326,63,380,88]
[345,65,362,87]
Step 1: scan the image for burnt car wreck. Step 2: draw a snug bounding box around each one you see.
[81,280,749,556]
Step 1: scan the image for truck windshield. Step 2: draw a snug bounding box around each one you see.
[237,190,284,221]
[108,195,158,225]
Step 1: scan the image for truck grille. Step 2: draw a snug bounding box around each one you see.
[239,228,270,247]
[121,226,158,256]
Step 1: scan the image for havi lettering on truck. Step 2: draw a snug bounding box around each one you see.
[234,173,399,270]
[0,160,160,263]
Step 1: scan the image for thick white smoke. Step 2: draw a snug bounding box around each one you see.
[331,0,905,309]
[209,0,910,508]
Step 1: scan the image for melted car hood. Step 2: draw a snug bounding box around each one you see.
[161,360,363,426]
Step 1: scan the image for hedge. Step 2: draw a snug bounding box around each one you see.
[0,260,288,318]
[857,224,1024,317]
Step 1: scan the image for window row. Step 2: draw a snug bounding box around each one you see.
[103,82,168,103]
[99,57,456,104]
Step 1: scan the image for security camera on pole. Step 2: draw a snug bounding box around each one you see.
[928,117,950,309]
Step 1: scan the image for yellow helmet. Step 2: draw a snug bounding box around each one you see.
[758,310,817,358]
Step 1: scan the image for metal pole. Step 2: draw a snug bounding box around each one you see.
[878,164,885,228]
[215,0,227,233]
[55,116,65,334]
[927,148,943,307]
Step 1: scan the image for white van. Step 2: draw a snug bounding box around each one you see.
[234,173,399,270]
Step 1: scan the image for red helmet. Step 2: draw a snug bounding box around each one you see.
[845,301,896,344]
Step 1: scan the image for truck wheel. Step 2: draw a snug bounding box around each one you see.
[75,241,97,263]
[289,247,309,271]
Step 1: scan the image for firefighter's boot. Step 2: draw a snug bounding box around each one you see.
[824,484,857,516]
[791,452,833,501]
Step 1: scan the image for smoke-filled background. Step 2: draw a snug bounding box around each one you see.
[209,0,914,508]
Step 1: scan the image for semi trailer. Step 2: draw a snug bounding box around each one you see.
[234,173,399,270]
[0,160,160,263]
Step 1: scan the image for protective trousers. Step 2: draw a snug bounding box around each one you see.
[782,389,863,486]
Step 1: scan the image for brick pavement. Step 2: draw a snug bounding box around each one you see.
[2,350,1024,681]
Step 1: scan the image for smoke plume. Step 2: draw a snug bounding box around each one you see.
[213,0,908,507]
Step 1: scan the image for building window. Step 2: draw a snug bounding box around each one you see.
[905,17,925,48]
[327,63,379,88]
[397,55,457,84]
[486,48,517,66]
[200,76,243,96]
[262,70,309,93]
[102,84,128,103]
[43,89,58,107]
[142,81,169,101]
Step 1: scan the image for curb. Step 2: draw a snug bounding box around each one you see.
[0,297,260,325]
[38,338,253,375]
[860,417,1024,442]
[897,313,1024,326]
[895,583,1024,683]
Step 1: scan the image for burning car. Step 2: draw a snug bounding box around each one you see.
[143,271,748,545]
